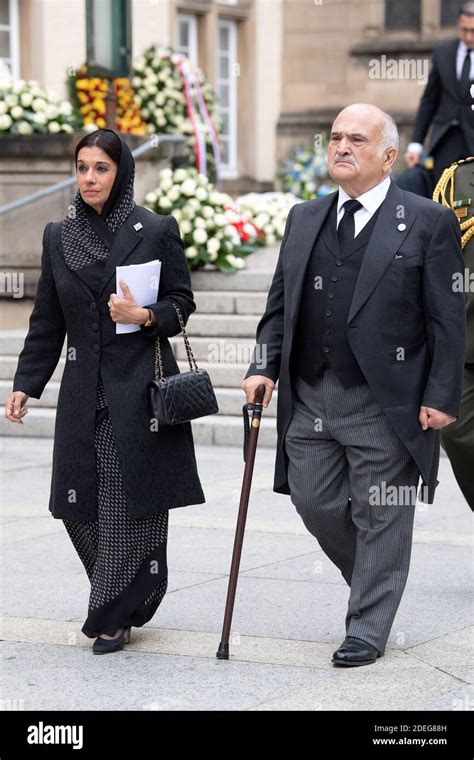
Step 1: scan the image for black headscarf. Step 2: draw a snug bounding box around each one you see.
[61,130,136,271]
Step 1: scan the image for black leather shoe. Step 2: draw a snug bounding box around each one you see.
[92,625,131,655]
[331,636,382,667]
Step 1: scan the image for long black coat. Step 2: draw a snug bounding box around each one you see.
[244,180,467,504]
[13,207,206,520]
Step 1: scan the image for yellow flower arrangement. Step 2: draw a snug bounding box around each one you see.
[71,66,148,134]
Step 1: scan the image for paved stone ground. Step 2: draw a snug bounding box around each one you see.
[0,435,472,711]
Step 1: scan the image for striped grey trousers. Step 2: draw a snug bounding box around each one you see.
[284,365,420,653]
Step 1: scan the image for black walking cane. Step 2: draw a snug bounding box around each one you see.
[216,383,267,660]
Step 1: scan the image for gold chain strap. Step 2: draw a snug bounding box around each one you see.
[154,302,198,381]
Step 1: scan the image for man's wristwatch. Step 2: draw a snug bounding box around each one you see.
[143,308,154,328]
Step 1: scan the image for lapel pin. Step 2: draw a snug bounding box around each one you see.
[133,222,143,231]
[397,223,406,231]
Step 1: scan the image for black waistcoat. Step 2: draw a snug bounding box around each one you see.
[292,198,382,388]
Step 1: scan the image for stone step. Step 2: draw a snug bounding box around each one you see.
[0,355,268,389]
[184,313,260,337]
[0,332,261,366]
[0,355,268,388]
[191,413,277,447]
[0,379,278,417]
[0,378,277,417]
[0,271,40,299]
[0,241,278,302]
[0,313,261,340]
[0,355,66,383]
[0,407,56,437]
[0,330,43,356]
[1,290,268,323]
[176,360,268,387]
[0,379,61,408]
[0,327,260,357]
[0,407,278,446]
[171,335,258,364]
[215,387,277,417]
[1,289,269,319]
[191,269,274,291]
[0,253,41,267]
[1,357,272,394]
[194,290,267,314]
[0,268,276,301]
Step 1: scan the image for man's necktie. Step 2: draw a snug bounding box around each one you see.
[460,49,472,98]
[337,199,362,251]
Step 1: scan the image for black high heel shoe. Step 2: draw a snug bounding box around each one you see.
[92,625,132,655]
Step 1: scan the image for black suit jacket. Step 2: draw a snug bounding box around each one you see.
[412,39,474,154]
[244,180,466,504]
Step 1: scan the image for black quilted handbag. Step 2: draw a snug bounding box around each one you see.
[146,301,219,426]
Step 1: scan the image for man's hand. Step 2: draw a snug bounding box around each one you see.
[109,280,149,325]
[418,406,456,431]
[241,375,276,408]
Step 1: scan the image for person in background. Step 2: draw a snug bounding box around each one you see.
[434,157,474,512]
[406,1,474,183]
[393,149,435,199]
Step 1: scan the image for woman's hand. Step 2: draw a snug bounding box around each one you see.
[4,391,29,424]
[108,280,149,325]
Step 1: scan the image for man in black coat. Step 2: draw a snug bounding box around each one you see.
[406,1,474,183]
[242,103,466,667]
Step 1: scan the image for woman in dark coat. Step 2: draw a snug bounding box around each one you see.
[4,128,206,654]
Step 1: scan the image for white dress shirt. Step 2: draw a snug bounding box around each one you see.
[336,176,391,238]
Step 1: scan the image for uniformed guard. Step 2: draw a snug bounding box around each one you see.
[433,156,474,511]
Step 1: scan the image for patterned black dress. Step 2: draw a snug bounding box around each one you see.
[63,257,168,639]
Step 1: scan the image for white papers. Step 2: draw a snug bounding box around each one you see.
[115,259,161,334]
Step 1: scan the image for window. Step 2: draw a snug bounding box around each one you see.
[216,19,237,176]
[441,0,463,27]
[0,0,19,78]
[384,0,421,30]
[175,13,198,65]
